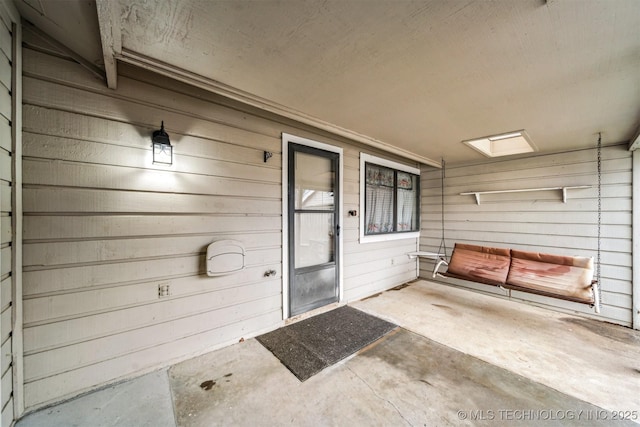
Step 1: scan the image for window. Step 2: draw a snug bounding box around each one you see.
[360,153,420,243]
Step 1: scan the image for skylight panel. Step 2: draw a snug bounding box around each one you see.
[463,130,536,158]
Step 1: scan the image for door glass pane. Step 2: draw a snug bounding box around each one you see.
[294,212,335,268]
[294,152,334,210]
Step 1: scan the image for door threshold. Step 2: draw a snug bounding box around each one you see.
[286,302,342,325]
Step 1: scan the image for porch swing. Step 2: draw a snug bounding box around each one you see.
[425,136,603,314]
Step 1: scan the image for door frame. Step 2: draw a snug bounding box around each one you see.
[282,133,343,320]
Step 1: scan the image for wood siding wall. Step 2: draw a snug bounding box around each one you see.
[0,8,14,426]
[20,34,418,409]
[420,145,633,326]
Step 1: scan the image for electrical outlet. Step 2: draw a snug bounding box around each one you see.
[158,283,170,298]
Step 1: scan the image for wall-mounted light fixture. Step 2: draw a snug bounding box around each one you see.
[152,121,173,165]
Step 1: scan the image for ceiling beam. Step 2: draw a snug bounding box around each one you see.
[96,0,121,89]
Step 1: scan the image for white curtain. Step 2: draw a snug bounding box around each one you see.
[365,165,394,233]
[366,185,394,233]
[397,187,416,230]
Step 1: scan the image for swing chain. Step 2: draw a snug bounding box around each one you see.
[596,133,602,309]
[437,158,448,260]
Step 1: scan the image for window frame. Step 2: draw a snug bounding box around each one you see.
[359,153,421,243]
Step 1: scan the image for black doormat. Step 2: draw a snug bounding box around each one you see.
[256,305,397,381]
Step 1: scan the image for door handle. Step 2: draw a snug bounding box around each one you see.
[336,224,340,236]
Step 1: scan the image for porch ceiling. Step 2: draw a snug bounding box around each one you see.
[14,0,640,165]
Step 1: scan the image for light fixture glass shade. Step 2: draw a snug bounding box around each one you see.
[153,141,173,165]
[152,121,173,165]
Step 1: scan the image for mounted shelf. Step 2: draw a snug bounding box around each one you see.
[460,186,592,205]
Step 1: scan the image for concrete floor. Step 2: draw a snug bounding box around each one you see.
[16,280,640,426]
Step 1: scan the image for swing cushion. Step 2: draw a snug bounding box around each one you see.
[446,243,511,286]
[505,249,595,304]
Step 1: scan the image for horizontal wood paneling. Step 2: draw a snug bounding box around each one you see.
[21,42,419,411]
[1,396,12,427]
[24,309,281,408]
[24,215,281,241]
[20,46,286,409]
[344,262,417,302]
[22,131,281,183]
[23,266,283,326]
[0,277,9,310]
[23,248,279,297]
[22,49,284,139]
[422,210,631,226]
[23,187,281,215]
[0,20,9,60]
[1,367,11,409]
[0,246,9,277]
[24,232,281,266]
[0,217,9,244]
[24,293,282,382]
[22,158,281,199]
[0,52,10,91]
[22,75,285,145]
[420,145,633,326]
[24,277,281,350]
[0,306,10,352]
[1,336,11,383]
[0,117,10,152]
[22,103,282,156]
[0,82,9,123]
[0,150,10,182]
[0,182,9,213]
